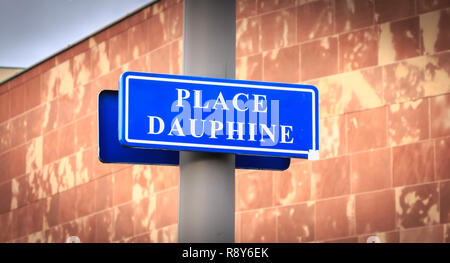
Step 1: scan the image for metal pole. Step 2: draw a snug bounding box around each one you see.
[178,0,236,243]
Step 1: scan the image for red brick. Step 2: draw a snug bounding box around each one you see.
[70,38,91,59]
[319,115,346,159]
[297,0,333,42]
[33,165,55,201]
[43,59,74,100]
[39,58,56,76]
[44,195,60,228]
[9,144,26,178]
[11,175,29,209]
[316,196,355,240]
[417,0,450,13]
[24,76,41,111]
[29,200,45,234]
[127,53,151,72]
[258,0,294,13]
[0,212,12,242]
[151,165,179,192]
[146,13,166,52]
[0,122,11,153]
[347,106,387,153]
[55,48,73,66]
[26,105,45,140]
[374,0,416,23]
[236,54,263,81]
[236,16,260,57]
[261,7,296,51]
[393,141,434,186]
[421,8,450,54]
[156,224,178,243]
[441,181,450,223]
[311,156,350,199]
[0,180,12,214]
[42,100,58,133]
[95,209,114,242]
[108,30,132,70]
[446,224,450,243]
[277,202,315,242]
[12,205,31,239]
[274,161,310,205]
[76,180,96,218]
[90,41,110,77]
[0,152,9,183]
[430,94,450,138]
[95,175,114,212]
[342,66,384,113]
[134,197,156,235]
[166,2,183,42]
[10,114,27,146]
[105,18,129,39]
[73,51,91,87]
[113,202,135,241]
[76,215,96,243]
[351,148,391,193]
[92,150,128,179]
[56,98,77,130]
[301,37,338,80]
[170,40,182,75]
[396,183,439,229]
[43,130,58,166]
[400,225,444,242]
[128,233,151,243]
[436,137,450,180]
[155,188,178,229]
[23,66,41,83]
[235,212,241,243]
[335,0,374,33]
[379,17,421,64]
[150,44,171,74]
[129,21,149,59]
[0,91,10,123]
[113,168,133,205]
[382,59,425,104]
[7,75,25,91]
[75,149,95,186]
[237,0,257,19]
[388,99,429,146]
[75,114,96,150]
[9,84,25,117]
[240,208,276,242]
[339,26,379,72]
[263,45,299,83]
[306,76,343,119]
[59,187,77,224]
[58,123,76,159]
[44,226,63,243]
[355,189,395,234]
[237,171,272,211]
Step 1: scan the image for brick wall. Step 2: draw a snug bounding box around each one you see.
[0,0,182,243]
[0,0,449,243]
[235,0,450,243]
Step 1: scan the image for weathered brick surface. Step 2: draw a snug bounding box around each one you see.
[0,0,449,243]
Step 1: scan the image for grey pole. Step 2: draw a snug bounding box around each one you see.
[178,0,236,243]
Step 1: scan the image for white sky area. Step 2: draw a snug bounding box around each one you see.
[0,0,156,68]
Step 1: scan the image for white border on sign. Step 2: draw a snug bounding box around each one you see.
[124,75,316,155]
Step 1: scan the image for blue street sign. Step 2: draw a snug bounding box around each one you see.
[119,72,319,159]
[98,90,290,170]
